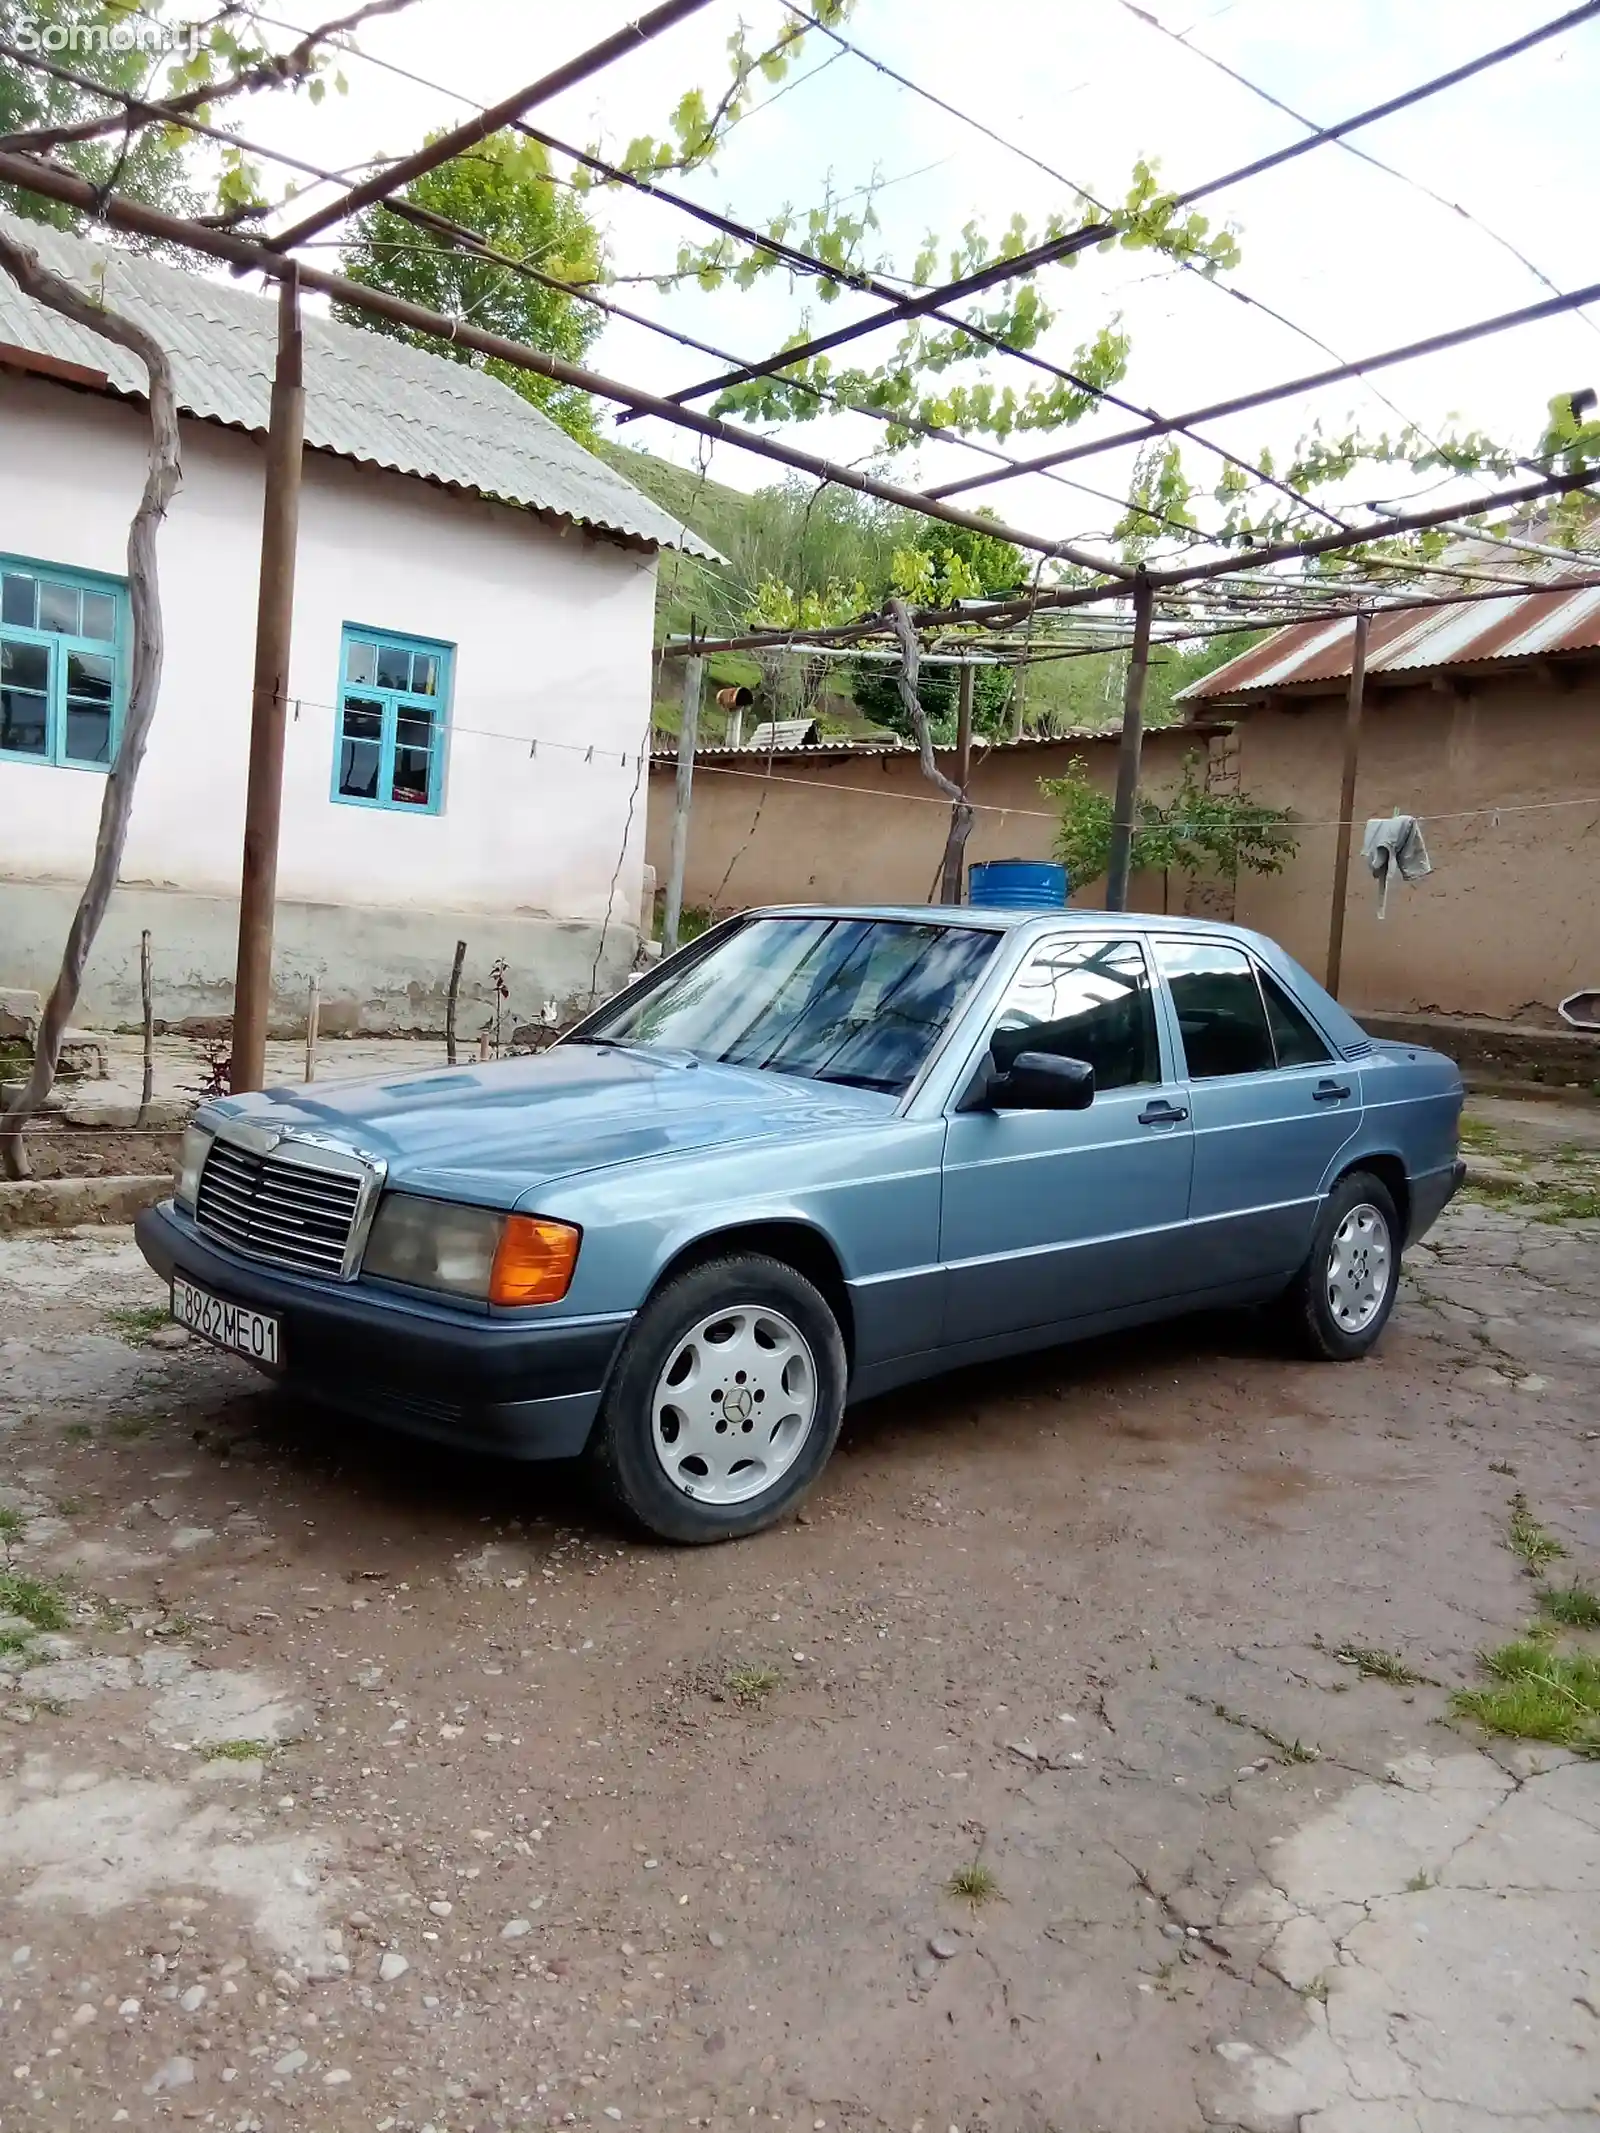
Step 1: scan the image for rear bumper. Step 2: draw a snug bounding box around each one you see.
[1409,1158,1467,1244]
[135,1201,629,1460]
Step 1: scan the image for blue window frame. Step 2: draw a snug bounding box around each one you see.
[333,624,453,814]
[0,555,127,772]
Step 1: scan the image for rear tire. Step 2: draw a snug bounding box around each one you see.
[587,1253,847,1544]
[1281,1170,1401,1360]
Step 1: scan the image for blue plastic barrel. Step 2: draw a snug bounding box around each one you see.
[967,858,1069,909]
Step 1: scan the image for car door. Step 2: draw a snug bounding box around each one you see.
[939,933,1196,1347]
[1150,938,1362,1287]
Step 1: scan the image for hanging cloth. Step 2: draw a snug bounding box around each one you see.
[1361,813,1432,918]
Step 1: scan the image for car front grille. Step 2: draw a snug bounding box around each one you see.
[195,1137,367,1279]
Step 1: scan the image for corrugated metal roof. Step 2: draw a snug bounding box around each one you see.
[1181,580,1600,701]
[651,723,1229,763]
[0,213,718,557]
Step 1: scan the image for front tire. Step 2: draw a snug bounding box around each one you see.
[1282,1171,1401,1360]
[588,1254,847,1543]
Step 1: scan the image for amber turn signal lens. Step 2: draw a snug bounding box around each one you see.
[489,1216,581,1305]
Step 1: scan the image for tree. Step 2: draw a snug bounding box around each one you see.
[0,222,181,1177]
[1042,752,1296,899]
[338,131,607,442]
[0,0,200,229]
[849,517,1025,740]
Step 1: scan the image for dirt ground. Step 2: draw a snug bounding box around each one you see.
[0,1097,1596,2133]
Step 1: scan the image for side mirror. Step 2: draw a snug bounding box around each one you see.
[989,1049,1095,1110]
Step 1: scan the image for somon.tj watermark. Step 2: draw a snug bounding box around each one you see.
[13,15,204,61]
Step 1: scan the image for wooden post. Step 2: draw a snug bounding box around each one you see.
[138,929,153,1123]
[230,267,304,1093]
[662,653,703,956]
[478,1030,491,1062]
[939,661,977,903]
[1325,610,1370,1000]
[304,977,320,1083]
[1105,574,1154,912]
[445,938,466,1064]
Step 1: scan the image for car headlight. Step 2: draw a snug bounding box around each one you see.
[363,1195,580,1306]
[175,1123,213,1212]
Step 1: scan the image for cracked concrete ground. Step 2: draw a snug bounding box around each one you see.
[0,1095,1595,2131]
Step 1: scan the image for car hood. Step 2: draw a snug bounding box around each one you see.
[204,1043,893,1206]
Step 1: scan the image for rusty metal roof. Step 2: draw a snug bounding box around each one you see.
[0,212,717,557]
[1181,579,1600,702]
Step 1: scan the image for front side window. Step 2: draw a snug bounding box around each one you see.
[334,626,452,813]
[1154,939,1277,1079]
[577,916,999,1095]
[989,936,1161,1090]
[0,559,124,771]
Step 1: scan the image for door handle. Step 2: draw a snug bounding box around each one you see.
[1313,1080,1352,1102]
[1138,1100,1189,1125]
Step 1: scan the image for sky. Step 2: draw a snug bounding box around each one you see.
[191,0,1600,561]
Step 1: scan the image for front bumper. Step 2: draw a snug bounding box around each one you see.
[135,1201,630,1461]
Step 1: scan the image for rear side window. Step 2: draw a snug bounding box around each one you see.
[990,937,1160,1090]
[1154,940,1276,1079]
[1259,969,1331,1067]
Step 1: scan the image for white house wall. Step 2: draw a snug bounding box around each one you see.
[0,375,656,1030]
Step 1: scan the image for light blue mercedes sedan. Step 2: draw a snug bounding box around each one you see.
[136,907,1464,1543]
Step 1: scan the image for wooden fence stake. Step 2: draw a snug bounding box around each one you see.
[446,938,466,1064]
[138,929,154,1123]
[304,977,320,1083]
[478,1030,491,1062]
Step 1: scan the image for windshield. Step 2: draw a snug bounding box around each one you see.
[578,916,998,1095]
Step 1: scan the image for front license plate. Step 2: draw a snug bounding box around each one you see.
[172,1276,281,1367]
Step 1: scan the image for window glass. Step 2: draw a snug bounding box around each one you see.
[338,698,383,799]
[1259,968,1331,1067]
[1155,939,1276,1079]
[391,708,435,806]
[1,573,38,628]
[37,580,80,634]
[79,589,117,643]
[63,652,114,764]
[1,634,49,754]
[376,642,412,691]
[990,936,1160,1090]
[346,638,376,687]
[410,651,439,697]
[583,916,998,1096]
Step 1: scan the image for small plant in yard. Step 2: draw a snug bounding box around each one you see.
[1506,1493,1567,1575]
[1537,1582,1600,1630]
[1334,1643,1430,1687]
[110,1413,156,1440]
[1404,1870,1434,1893]
[946,1859,999,1906]
[203,1738,270,1762]
[0,1571,71,1634]
[0,1506,25,1560]
[106,1304,170,1347]
[724,1662,782,1705]
[61,1423,93,1444]
[1488,1460,1517,1477]
[1452,1640,1600,1755]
